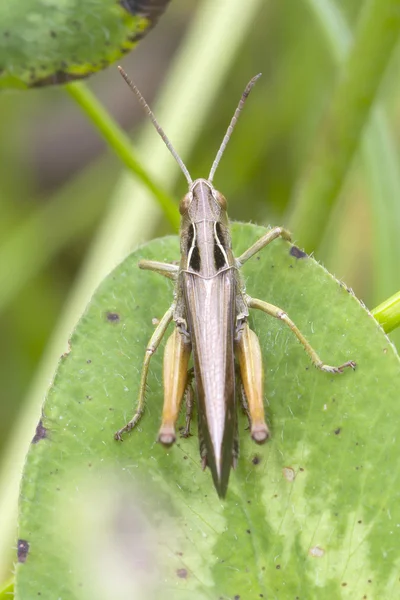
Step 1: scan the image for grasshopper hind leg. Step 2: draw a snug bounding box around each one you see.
[235,322,270,443]
[158,329,192,446]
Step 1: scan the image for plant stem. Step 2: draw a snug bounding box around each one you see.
[372,290,400,333]
[65,81,179,230]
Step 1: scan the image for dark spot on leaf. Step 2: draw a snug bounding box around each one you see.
[299,467,304,472]
[119,0,171,26]
[246,529,251,534]
[106,312,120,323]
[31,70,89,88]
[17,539,29,563]
[176,568,187,579]
[247,500,251,504]
[368,579,372,583]
[50,30,57,38]
[234,596,240,600]
[276,564,281,569]
[341,582,347,587]
[86,395,92,400]
[87,359,92,364]
[252,454,261,465]
[334,428,341,435]
[358,520,362,524]
[176,551,183,556]
[4,31,10,37]
[32,419,47,443]
[128,30,147,43]
[290,245,307,259]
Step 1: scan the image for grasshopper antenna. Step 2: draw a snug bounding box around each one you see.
[208,73,262,184]
[118,66,193,186]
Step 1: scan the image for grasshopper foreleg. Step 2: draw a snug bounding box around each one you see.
[236,226,292,267]
[139,259,179,281]
[114,305,174,441]
[247,296,356,373]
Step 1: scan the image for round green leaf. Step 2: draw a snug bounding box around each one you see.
[16,223,400,599]
[0,0,170,89]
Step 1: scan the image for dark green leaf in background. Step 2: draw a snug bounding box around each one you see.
[0,0,171,89]
[15,223,400,599]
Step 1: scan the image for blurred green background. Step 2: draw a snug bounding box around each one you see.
[0,0,399,509]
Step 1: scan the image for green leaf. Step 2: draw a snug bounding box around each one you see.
[15,223,400,599]
[0,0,170,89]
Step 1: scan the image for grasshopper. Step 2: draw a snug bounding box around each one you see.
[115,68,356,498]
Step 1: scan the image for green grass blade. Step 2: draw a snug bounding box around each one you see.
[288,0,400,252]
[305,0,400,305]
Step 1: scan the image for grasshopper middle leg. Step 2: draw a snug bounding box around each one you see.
[114,305,174,441]
[236,226,292,267]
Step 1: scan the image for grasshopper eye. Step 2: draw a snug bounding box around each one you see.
[215,191,227,210]
[179,193,192,215]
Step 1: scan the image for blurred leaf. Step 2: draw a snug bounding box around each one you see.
[16,223,400,598]
[0,0,171,89]
[288,0,400,251]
